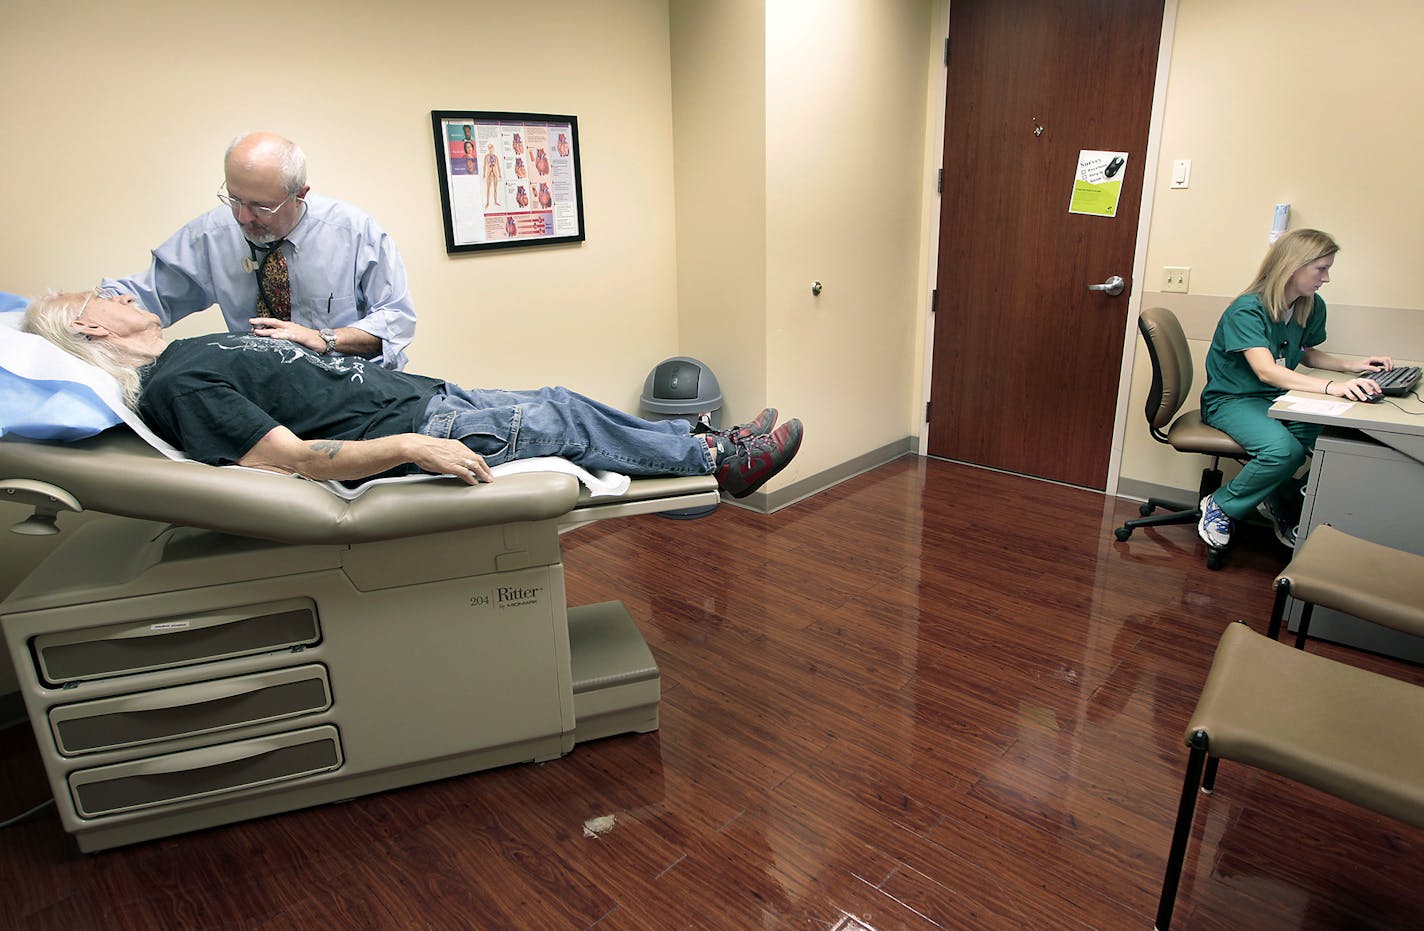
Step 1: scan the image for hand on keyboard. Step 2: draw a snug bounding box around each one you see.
[1355,364,1422,397]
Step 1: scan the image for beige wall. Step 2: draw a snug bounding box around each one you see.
[671,0,934,494]
[670,0,769,426]
[1121,0,1424,496]
[1,0,681,406]
[765,0,933,475]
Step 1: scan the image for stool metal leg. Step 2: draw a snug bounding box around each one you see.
[1267,580,1291,640]
[1156,735,1209,931]
[1294,603,1315,651]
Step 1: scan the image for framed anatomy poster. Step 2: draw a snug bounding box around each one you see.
[430,110,586,253]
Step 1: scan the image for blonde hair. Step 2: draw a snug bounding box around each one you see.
[21,291,145,409]
[1242,228,1340,325]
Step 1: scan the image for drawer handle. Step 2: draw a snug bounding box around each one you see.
[94,733,322,778]
[83,673,315,715]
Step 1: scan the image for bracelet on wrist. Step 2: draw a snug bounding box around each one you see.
[1324,380,1333,395]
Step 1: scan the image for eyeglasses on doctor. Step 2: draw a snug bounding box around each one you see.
[216,184,296,217]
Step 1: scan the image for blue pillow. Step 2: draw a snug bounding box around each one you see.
[0,367,122,441]
[0,301,126,441]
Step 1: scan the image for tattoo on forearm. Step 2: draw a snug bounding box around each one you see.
[310,440,344,460]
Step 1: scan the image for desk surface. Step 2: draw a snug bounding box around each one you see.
[1270,365,1424,458]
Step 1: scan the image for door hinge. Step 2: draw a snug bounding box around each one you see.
[925,401,932,422]
[937,168,943,193]
[944,36,950,66]
[931,289,938,314]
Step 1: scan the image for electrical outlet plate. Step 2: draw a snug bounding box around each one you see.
[1163,267,1190,293]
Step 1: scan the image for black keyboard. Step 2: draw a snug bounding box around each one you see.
[1357,364,1422,396]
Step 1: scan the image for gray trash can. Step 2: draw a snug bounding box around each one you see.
[641,357,723,518]
[641,357,723,429]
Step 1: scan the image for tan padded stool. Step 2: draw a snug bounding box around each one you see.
[1155,622,1424,930]
[1267,524,1424,650]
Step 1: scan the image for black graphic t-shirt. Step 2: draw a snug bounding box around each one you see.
[138,335,442,468]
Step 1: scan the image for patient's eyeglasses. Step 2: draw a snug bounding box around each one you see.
[76,284,124,321]
[216,184,295,217]
[77,284,105,319]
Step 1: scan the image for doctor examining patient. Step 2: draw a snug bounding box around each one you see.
[103,131,416,371]
[29,131,802,498]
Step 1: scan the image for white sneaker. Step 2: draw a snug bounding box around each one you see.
[1256,498,1297,549]
[1198,494,1234,548]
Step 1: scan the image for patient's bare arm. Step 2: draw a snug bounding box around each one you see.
[238,426,494,485]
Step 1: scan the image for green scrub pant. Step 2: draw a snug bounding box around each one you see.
[1202,396,1320,521]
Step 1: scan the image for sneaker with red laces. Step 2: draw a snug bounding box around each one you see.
[694,407,777,443]
[713,418,803,499]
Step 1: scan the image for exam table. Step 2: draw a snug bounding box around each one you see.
[0,429,719,852]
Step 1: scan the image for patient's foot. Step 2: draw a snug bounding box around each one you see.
[714,419,803,499]
[694,407,778,443]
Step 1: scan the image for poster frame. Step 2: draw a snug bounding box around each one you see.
[430,109,586,254]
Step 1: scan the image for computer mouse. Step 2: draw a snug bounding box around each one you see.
[1364,389,1385,403]
[1105,156,1125,178]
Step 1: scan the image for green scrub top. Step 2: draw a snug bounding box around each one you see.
[1200,293,1327,414]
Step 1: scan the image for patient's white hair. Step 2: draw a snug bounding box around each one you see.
[21,292,145,409]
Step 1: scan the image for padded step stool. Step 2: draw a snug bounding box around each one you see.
[1154,622,1424,930]
[1267,524,1424,650]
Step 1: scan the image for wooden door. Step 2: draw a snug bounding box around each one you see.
[928,0,1164,489]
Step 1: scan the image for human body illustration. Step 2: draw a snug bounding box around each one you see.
[484,144,502,208]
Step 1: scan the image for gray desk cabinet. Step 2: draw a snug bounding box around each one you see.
[1293,428,1424,662]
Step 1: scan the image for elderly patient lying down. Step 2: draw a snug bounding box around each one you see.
[23,291,803,498]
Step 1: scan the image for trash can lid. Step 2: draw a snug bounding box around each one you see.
[642,357,722,413]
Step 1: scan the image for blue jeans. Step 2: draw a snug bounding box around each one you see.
[418,384,715,477]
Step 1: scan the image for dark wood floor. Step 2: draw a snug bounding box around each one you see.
[2,455,1421,930]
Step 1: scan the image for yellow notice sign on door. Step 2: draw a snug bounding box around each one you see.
[1069,150,1128,217]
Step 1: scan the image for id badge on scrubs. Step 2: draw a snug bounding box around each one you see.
[1275,355,1287,367]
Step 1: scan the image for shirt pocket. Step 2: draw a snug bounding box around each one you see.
[293,292,359,328]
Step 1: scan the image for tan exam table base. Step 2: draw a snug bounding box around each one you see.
[0,430,719,852]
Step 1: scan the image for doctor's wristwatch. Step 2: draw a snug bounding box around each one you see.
[319,328,338,355]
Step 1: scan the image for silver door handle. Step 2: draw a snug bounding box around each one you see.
[1088,275,1125,296]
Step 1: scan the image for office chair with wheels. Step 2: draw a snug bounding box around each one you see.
[1113,306,1247,570]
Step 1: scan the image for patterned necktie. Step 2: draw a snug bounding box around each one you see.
[255,244,291,321]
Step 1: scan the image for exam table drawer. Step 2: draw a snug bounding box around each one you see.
[49,664,333,756]
[68,725,343,819]
[32,599,321,686]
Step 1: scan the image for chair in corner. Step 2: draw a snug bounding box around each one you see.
[1113,306,1247,570]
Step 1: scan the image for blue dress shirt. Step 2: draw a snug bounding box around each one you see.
[103,194,416,369]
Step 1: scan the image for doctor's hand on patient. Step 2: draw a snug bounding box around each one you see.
[249,317,324,353]
[248,318,381,359]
